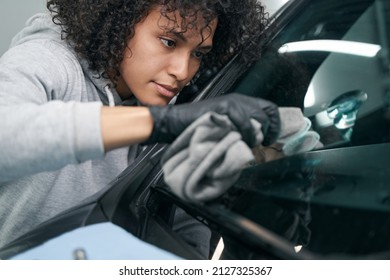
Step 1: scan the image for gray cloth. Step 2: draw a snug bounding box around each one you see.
[162,107,322,202]
[277,107,322,155]
[162,112,262,202]
[0,13,134,248]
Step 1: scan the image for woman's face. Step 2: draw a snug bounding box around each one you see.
[116,6,218,105]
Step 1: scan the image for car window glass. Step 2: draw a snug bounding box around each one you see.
[234,0,390,150]
[222,0,390,258]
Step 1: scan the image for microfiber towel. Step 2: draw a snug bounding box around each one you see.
[277,107,323,156]
[161,112,262,202]
[161,107,322,202]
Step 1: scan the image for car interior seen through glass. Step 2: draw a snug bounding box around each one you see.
[226,0,390,258]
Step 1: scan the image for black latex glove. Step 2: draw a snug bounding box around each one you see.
[144,93,280,147]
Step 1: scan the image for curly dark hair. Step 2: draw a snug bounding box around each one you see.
[47,0,268,82]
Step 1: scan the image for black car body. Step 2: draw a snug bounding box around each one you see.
[1,0,390,260]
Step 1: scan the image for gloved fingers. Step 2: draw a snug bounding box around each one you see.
[214,94,280,147]
[229,110,268,148]
[240,98,280,147]
[238,119,258,148]
[260,101,280,146]
[229,94,280,146]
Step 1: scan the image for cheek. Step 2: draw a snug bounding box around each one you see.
[123,44,166,76]
[120,49,151,80]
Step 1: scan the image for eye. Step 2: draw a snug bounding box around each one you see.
[160,38,176,48]
[192,50,206,60]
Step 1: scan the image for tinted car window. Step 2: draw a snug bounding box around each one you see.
[218,0,390,258]
[235,0,389,148]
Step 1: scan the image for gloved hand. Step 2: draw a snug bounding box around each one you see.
[144,93,280,147]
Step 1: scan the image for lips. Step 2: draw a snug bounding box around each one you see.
[154,83,179,99]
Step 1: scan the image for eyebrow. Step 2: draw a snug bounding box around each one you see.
[168,30,213,51]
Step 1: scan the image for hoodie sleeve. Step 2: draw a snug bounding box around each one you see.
[0,41,105,183]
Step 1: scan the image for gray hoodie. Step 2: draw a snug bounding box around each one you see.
[0,13,136,248]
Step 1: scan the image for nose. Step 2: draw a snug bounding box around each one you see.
[167,52,192,82]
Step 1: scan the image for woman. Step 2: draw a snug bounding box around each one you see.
[0,0,279,251]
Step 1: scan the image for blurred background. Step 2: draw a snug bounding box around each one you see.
[0,0,290,55]
[0,0,46,55]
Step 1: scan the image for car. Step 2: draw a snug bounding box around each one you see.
[1,0,390,260]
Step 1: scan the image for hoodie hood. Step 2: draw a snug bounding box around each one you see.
[10,12,123,106]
